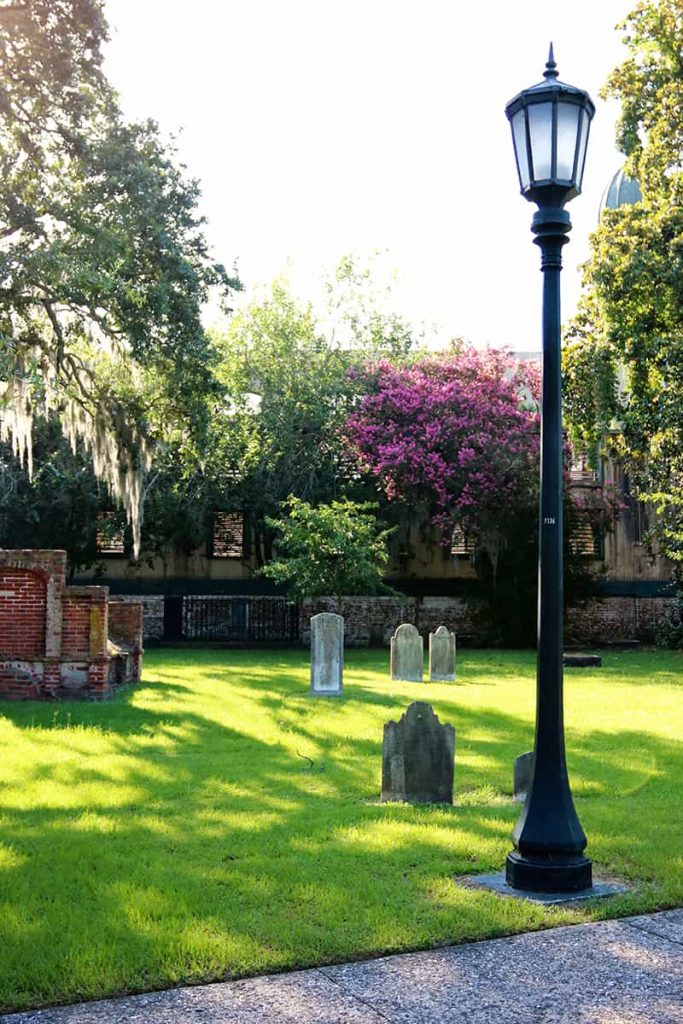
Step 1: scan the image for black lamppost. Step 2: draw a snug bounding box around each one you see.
[504,47,595,893]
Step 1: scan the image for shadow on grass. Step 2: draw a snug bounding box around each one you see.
[0,648,680,1012]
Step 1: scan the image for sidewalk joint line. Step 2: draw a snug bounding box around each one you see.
[316,967,397,1023]
[623,917,683,950]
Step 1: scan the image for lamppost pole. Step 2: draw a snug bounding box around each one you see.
[504,49,595,893]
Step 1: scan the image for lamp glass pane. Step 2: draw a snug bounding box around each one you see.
[574,108,590,189]
[528,102,553,180]
[556,102,580,180]
[511,110,530,189]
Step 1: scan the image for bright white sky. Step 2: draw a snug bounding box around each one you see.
[103,0,634,351]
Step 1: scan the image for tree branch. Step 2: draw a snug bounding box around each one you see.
[41,300,65,365]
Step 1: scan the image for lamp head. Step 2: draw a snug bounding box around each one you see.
[505,46,595,207]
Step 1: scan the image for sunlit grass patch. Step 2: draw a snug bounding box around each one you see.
[0,647,680,1012]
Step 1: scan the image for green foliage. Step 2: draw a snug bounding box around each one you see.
[563,0,683,561]
[324,253,417,358]
[0,415,213,573]
[210,283,353,564]
[605,0,683,190]
[0,260,416,574]
[563,318,621,464]
[0,0,239,547]
[0,420,112,574]
[210,273,413,564]
[213,283,349,496]
[260,496,396,599]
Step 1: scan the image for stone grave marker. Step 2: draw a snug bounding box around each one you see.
[310,612,343,695]
[429,625,456,681]
[513,750,534,803]
[390,623,423,682]
[381,701,455,803]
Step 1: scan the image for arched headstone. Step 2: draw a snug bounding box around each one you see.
[429,625,456,681]
[390,623,423,682]
[310,612,343,695]
[381,701,455,803]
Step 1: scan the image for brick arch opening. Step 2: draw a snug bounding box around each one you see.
[0,568,47,658]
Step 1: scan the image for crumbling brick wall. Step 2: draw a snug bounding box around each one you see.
[0,550,142,700]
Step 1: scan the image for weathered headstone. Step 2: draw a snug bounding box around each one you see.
[429,625,456,681]
[382,702,455,803]
[513,750,534,803]
[390,623,423,682]
[310,612,343,695]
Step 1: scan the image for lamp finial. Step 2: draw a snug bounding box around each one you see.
[544,42,558,80]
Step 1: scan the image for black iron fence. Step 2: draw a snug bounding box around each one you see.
[163,595,299,644]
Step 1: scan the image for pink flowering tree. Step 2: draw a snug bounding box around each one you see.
[345,347,616,643]
[345,348,541,548]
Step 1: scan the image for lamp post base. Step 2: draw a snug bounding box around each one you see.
[506,851,592,893]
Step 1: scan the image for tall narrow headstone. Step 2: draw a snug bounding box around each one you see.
[429,625,456,681]
[310,612,343,695]
[381,701,455,803]
[390,623,423,682]
[513,750,535,803]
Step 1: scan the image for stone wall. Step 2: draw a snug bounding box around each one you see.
[113,595,164,641]
[116,590,673,647]
[301,595,482,647]
[303,594,671,647]
[566,596,671,645]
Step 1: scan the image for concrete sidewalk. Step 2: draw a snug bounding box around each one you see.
[3,910,682,1024]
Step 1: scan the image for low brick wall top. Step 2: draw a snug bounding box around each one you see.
[0,549,67,583]
[65,585,109,601]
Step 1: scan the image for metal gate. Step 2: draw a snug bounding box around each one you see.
[163,596,299,644]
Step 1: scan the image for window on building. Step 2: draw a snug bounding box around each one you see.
[211,512,244,559]
[570,517,601,558]
[96,512,126,555]
[450,525,475,557]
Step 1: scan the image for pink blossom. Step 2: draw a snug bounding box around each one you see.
[343,348,541,540]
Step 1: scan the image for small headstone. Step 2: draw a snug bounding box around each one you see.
[563,653,602,668]
[381,701,455,804]
[390,623,423,682]
[429,625,456,681]
[310,612,343,695]
[513,750,534,803]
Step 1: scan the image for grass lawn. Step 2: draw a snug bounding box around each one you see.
[0,647,681,1012]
